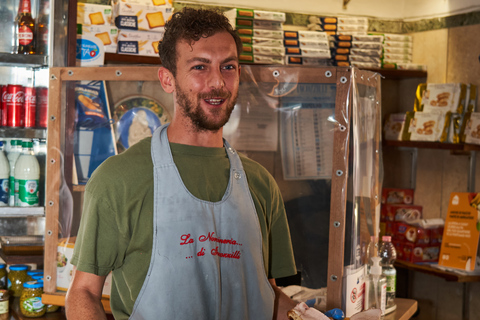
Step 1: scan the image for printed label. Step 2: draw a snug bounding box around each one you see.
[22,297,44,313]
[386,274,396,292]
[180,232,243,260]
[15,179,39,206]
[116,16,138,29]
[118,41,139,54]
[18,25,34,45]
[0,300,8,314]
[0,179,8,205]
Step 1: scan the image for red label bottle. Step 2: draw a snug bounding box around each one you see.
[17,0,36,54]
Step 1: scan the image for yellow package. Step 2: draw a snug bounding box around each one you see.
[421,83,467,114]
[402,111,415,141]
[408,111,451,142]
[414,83,426,112]
[447,113,463,144]
[459,112,472,143]
[466,84,478,113]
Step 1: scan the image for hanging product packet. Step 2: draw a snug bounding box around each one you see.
[418,83,467,114]
[403,111,451,142]
[464,112,480,145]
[75,81,110,129]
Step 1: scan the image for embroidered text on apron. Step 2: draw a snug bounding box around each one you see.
[129,124,274,320]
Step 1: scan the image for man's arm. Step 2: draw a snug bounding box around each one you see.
[65,267,108,320]
[269,278,297,320]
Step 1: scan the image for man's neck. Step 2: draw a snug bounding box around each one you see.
[167,121,224,148]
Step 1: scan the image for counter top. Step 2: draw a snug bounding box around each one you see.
[384,298,418,320]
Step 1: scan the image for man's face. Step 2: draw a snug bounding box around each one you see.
[173,31,240,132]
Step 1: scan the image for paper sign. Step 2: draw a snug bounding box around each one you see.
[439,192,480,271]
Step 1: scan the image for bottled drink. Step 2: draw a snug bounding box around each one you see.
[16,0,35,54]
[36,0,49,55]
[0,141,10,206]
[379,235,397,312]
[14,140,40,207]
[7,139,22,206]
[364,256,386,315]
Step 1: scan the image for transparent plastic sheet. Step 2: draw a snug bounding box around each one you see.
[225,65,345,290]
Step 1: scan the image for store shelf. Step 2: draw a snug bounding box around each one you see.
[0,207,44,217]
[0,53,48,68]
[384,298,418,320]
[395,260,480,282]
[0,127,47,139]
[105,53,161,65]
[364,68,427,80]
[383,139,480,152]
[42,292,112,314]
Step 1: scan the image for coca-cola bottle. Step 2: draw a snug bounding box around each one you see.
[17,0,35,54]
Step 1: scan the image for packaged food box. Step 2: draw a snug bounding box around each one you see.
[81,25,118,53]
[333,61,350,67]
[233,18,283,30]
[382,188,414,205]
[243,45,284,57]
[330,47,350,55]
[383,46,413,54]
[350,61,381,69]
[382,53,412,62]
[406,111,451,142]
[285,56,330,66]
[383,113,406,141]
[332,54,348,61]
[349,55,381,64]
[337,16,368,25]
[283,30,329,41]
[57,237,112,297]
[394,219,444,245]
[350,48,382,57]
[380,33,413,42]
[337,24,368,32]
[113,1,173,32]
[464,112,480,145]
[77,3,113,26]
[381,204,422,222]
[351,41,382,50]
[224,8,286,22]
[237,29,283,39]
[114,0,172,6]
[384,40,413,48]
[352,35,383,43]
[117,29,164,57]
[421,83,468,115]
[394,241,441,263]
[241,37,283,47]
[396,63,427,71]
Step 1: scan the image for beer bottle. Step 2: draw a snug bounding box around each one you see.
[17,0,35,54]
[36,0,49,55]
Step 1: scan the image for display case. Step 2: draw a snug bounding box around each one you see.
[0,0,69,265]
[42,65,382,316]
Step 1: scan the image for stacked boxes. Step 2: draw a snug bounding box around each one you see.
[376,33,426,71]
[329,34,383,68]
[284,30,331,66]
[336,16,368,36]
[225,8,286,65]
[77,3,118,53]
[112,0,174,57]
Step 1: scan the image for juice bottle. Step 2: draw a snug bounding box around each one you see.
[14,140,40,207]
[7,139,22,206]
[0,141,10,206]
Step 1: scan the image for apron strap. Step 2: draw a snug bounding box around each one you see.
[151,123,174,167]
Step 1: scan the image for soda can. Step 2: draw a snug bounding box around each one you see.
[6,84,25,127]
[36,87,48,128]
[24,87,36,128]
[1,85,7,127]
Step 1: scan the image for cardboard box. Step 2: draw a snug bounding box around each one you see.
[381,204,422,222]
[381,188,414,205]
[81,25,118,53]
[224,8,286,22]
[113,1,173,32]
[57,237,112,297]
[77,3,113,26]
[117,29,164,57]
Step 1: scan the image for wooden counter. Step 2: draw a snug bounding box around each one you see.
[384,298,417,320]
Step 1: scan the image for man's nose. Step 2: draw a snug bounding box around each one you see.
[208,69,225,89]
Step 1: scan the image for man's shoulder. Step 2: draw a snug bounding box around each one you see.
[86,137,153,190]
[238,152,276,187]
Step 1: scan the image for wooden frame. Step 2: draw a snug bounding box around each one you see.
[43,66,382,312]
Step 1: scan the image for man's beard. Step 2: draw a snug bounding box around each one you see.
[176,83,238,132]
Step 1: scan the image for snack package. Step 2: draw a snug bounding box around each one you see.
[224,8,286,22]
[113,1,173,32]
[117,29,164,57]
[233,18,283,30]
[81,25,118,53]
[464,112,480,145]
[383,113,406,141]
[351,41,383,50]
[408,111,451,142]
[77,3,112,26]
[75,81,110,128]
[421,83,467,114]
[285,56,330,66]
[237,29,283,39]
[381,204,423,222]
[350,48,382,57]
[465,84,478,113]
[394,220,444,245]
[447,113,463,144]
[349,55,381,64]
[394,241,441,263]
[382,188,414,205]
[242,37,283,47]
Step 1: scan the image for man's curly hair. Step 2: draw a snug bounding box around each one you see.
[158,7,242,76]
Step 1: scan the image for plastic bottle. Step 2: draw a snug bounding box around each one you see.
[364,256,386,315]
[7,139,22,206]
[14,140,40,207]
[365,235,378,272]
[0,142,9,206]
[379,235,397,313]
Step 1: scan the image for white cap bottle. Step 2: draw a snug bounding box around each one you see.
[364,256,386,315]
[0,141,10,206]
[7,139,22,206]
[14,140,40,207]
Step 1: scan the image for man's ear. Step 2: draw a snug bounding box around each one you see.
[158,67,175,94]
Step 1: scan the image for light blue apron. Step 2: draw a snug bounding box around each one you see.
[129,124,274,320]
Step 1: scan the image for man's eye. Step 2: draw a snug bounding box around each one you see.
[193,65,204,70]
[223,65,236,70]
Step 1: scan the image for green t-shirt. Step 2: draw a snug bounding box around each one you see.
[71,137,296,319]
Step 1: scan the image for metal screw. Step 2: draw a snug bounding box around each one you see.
[330,275,338,281]
[50,74,57,80]
[339,125,346,132]
[336,170,343,176]
[48,201,54,206]
[47,230,53,236]
[334,221,341,228]
[325,71,332,78]
[68,70,74,76]
[116,70,122,76]
[273,70,280,77]
[50,115,56,121]
[45,275,51,281]
[50,159,56,164]
[340,76,347,83]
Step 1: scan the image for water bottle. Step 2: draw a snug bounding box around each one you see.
[14,140,40,207]
[7,140,22,206]
[0,141,10,206]
[379,235,397,313]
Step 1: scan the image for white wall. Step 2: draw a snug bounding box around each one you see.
[179,0,480,20]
